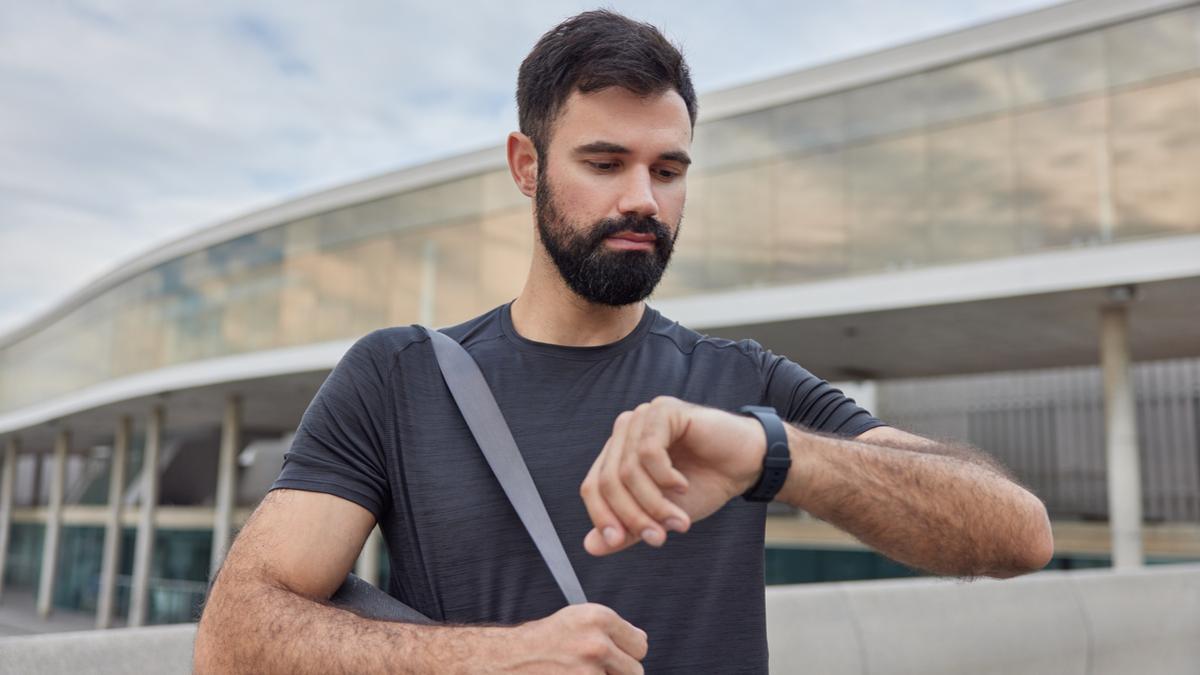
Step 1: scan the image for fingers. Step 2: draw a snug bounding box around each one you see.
[581,436,635,554]
[605,611,650,662]
[581,399,692,556]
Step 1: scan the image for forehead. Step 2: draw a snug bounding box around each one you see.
[549,87,692,152]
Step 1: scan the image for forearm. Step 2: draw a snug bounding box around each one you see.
[195,571,502,674]
[775,426,1053,578]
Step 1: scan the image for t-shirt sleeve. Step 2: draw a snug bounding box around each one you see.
[751,341,886,438]
[270,330,394,520]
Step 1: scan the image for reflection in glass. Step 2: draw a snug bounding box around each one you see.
[925,56,1011,126]
[1110,78,1200,239]
[705,164,775,288]
[1104,8,1199,88]
[847,74,925,141]
[1008,32,1105,106]
[928,117,1018,262]
[774,152,850,282]
[848,135,929,272]
[1012,97,1108,250]
[771,94,846,154]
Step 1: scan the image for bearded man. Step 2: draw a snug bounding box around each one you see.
[195,10,1053,674]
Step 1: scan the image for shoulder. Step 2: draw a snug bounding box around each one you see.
[647,308,767,365]
[350,305,507,363]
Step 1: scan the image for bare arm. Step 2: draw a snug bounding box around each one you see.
[194,489,495,674]
[577,397,1052,581]
[195,489,648,675]
[777,425,1054,579]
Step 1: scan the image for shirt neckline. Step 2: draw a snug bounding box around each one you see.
[498,300,658,361]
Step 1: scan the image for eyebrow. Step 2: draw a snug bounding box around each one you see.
[573,141,692,166]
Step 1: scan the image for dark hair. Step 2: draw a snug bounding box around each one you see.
[516,10,698,160]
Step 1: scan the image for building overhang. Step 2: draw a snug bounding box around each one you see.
[656,233,1200,380]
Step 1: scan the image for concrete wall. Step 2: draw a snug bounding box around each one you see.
[765,563,1200,674]
[2,564,1196,674]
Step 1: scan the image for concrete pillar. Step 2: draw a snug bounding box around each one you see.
[1100,300,1144,569]
[96,416,131,629]
[420,239,438,326]
[129,405,164,627]
[210,394,241,579]
[0,436,18,603]
[355,526,383,587]
[37,429,69,618]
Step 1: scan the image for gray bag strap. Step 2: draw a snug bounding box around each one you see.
[423,326,588,606]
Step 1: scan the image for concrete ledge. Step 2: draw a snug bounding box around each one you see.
[2,564,1196,674]
[765,564,1200,674]
[0,624,195,675]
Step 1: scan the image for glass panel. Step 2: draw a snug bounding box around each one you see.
[1105,8,1199,88]
[478,208,532,310]
[928,116,1019,262]
[846,74,925,141]
[1110,77,1200,239]
[770,94,846,154]
[1012,97,1108,250]
[429,219,483,326]
[1008,31,1106,106]
[692,109,777,171]
[704,163,775,288]
[774,151,850,282]
[847,134,930,272]
[655,172,712,298]
[925,56,1012,126]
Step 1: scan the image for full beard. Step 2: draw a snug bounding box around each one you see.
[535,172,678,307]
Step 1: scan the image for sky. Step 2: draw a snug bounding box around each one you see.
[0,0,1063,337]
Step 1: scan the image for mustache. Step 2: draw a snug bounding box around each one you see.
[587,214,673,247]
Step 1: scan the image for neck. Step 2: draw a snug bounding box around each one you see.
[510,252,646,347]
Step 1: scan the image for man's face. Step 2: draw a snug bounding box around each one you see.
[534,87,692,307]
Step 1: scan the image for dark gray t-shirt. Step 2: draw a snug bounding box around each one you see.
[272,301,884,673]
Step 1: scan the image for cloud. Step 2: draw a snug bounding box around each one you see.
[0,0,1060,337]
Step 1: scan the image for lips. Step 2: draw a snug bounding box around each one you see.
[608,231,656,243]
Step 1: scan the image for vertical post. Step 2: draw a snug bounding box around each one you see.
[0,437,18,603]
[96,416,131,629]
[420,239,438,326]
[355,527,383,587]
[37,429,68,618]
[1100,298,1144,569]
[210,394,241,579]
[129,405,163,627]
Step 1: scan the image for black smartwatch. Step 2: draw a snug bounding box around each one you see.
[738,405,792,502]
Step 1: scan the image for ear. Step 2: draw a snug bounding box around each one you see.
[507,131,538,198]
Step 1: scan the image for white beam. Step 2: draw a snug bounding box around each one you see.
[129,405,163,627]
[37,429,68,618]
[0,436,18,603]
[355,526,383,587]
[96,415,130,629]
[210,395,240,579]
[1101,303,1145,568]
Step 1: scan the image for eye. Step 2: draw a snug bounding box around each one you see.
[654,168,682,181]
[587,160,618,172]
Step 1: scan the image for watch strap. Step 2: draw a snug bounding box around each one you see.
[738,405,792,503]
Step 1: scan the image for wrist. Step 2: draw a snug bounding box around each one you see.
[733,413,768,494]
[776,426,817,507]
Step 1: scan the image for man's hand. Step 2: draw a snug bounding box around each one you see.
[502,603,649,674]
[579,396,766,556]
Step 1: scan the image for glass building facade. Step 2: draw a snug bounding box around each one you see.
[3,5,1200,413]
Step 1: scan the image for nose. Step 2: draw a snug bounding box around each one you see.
[616,168,659,220]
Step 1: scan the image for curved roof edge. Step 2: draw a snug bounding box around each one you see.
[0,338,354,436]
[2,0,1189,350]
[5,233,1198,435]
